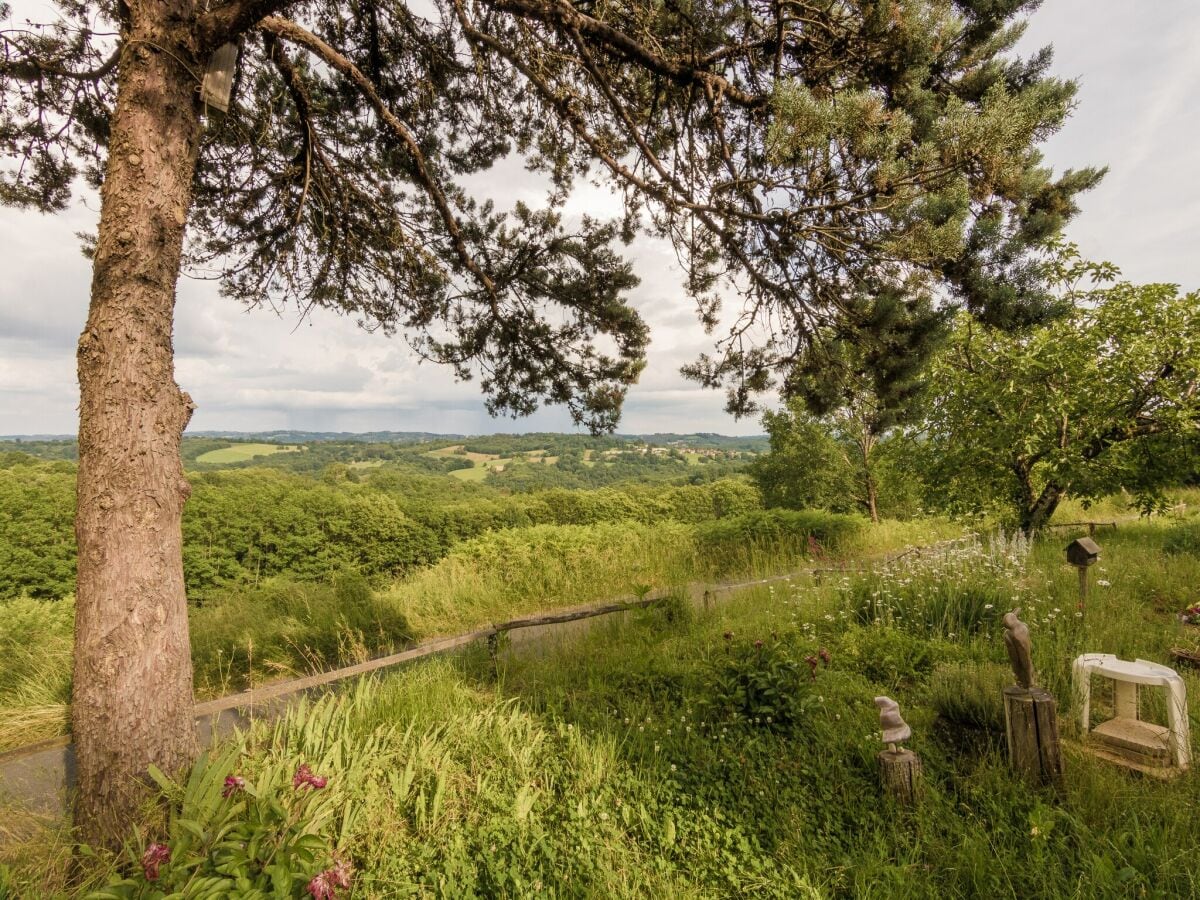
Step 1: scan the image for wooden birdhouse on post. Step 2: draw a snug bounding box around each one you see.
[1066,537,1101,611]
[200,43,239,114]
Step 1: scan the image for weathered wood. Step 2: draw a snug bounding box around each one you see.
[878,748,923,805]
[1003,686,1064,786]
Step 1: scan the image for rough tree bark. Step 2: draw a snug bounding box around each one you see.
[72,1,204,848]
[1013,458,1066,535]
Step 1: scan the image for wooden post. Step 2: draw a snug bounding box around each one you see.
[1003,686,1064,786]
[1077,565,1090,614]
[878,748,923,805]
[487,631,500,678]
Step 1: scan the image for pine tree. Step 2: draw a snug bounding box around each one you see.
[2,0,1100,844]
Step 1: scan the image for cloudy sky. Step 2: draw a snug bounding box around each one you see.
[2,0,1198,437]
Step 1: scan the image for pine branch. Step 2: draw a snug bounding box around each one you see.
[259,14,500,304]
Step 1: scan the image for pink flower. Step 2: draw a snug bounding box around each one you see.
[293,763,328,790]
[330,857,353,889]
[141,842,170,881]
[307,858,353,898]
[805,655,819,679]
[818,647,831,667]
[222,774,246,798]
[307,870,337,899]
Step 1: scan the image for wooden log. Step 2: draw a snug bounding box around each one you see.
[1003,686,1064,786]
[878,748,923,805]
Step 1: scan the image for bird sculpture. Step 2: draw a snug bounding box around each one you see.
[1002,608,1036,689]
[874,696,912,752]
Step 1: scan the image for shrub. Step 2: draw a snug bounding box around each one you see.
[698,632,828,731]
[95,688,385,898]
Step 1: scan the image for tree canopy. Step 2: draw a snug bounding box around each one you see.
[922,246,1200,531]
[4,0,1100,419]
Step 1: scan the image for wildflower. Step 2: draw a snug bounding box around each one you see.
[308,857,354,898]
[818,647,831,667]
[805,655,819,679]
[222,774,246,798]
[141,843,170,881]
[306,872,337,899]
[723,631,734,641]
[1097,579,1111,588]
[293,763,328,790]
[754,639,764,649]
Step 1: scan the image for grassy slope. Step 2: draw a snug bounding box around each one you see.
[8,518,1200,897]
[194,443,298,464]
[0,512,944,752]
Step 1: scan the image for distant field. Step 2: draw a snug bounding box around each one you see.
[449,465,492,481]
[194,443,298,464]
[426,444,502,464]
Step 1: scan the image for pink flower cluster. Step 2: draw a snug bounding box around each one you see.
[222,774,246,798]
[294,763,329,790]
[141,842,170,881]
[1180,604,1200,626]
[307,857,353,899]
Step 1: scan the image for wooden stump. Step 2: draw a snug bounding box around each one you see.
[1003,686,1064,786]
[878,748,923,805]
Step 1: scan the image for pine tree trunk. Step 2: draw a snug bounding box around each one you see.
[73,7,203,849]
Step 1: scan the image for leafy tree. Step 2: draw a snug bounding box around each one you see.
[3,0,1098,843]
[923,247,1200,532]
[751,398,921,520]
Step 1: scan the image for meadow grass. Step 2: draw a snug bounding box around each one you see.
[5,516,1200,897]
[193,443,299,465]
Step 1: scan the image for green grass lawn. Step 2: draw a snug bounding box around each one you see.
[194,442,298,464]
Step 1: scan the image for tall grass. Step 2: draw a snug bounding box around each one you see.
[9,517,1200,897]
[0,509,882,751]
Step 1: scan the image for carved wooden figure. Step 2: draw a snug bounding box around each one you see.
[875,696,922,804]
[1002,609,1036,689]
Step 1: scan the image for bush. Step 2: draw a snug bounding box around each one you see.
[698,632,829,731]
[96,688,384,898]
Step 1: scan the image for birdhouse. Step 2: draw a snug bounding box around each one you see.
[200,43,239,114]
[1065,537,1101,568]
